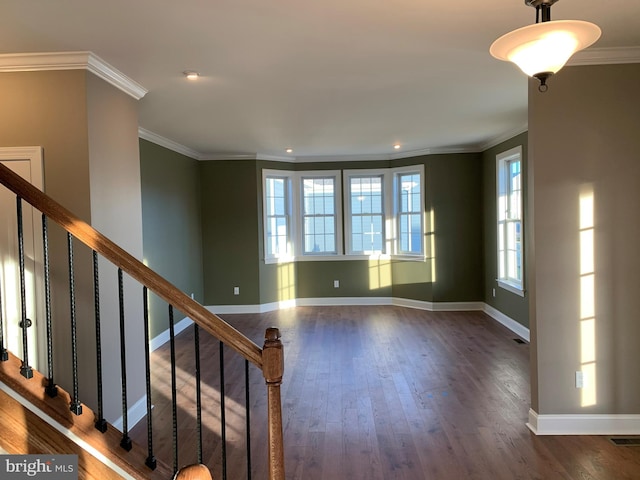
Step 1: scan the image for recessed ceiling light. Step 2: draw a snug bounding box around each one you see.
[393,144,401,150]
[285,148,293,154]
[183,71,200,80]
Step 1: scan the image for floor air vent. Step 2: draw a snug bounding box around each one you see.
[609,438,640,446]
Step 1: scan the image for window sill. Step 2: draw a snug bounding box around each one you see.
[264,253,427,264]
[497,279,525,297]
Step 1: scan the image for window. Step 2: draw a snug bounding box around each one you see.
[344,165,424,257]
[264,174,291,260]
[263,165,424,261]
[348,175,385,254]
[302,176,337,254]
[263,169,341,262]
[497,146,524,294]
[396,171,423,255]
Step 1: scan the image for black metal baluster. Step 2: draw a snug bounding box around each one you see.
[220,340,227,480]
[16,197,33,379]
[67,233,82,414]
[245,359,252,480]
[142,286,156,470]
[42,215,57,397]
[194,324,203,464]
[169,305,178,475]
[0,274,8,362]
[118,268,132,451]
[93,251,106,432]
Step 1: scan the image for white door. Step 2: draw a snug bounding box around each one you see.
[0,147,45,371]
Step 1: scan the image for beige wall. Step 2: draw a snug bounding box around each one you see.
[0,70,145,424]
[87,73,146,422]
[529,63,640,415]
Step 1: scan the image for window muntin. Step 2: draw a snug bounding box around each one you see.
[397,172,423,255]
[264,175,290,259]
[497,146,524,292]
[302,176,337,254]
[349,175,385,254]
[264,165,424,261]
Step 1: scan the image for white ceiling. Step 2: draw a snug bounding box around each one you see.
[1,0,639,160]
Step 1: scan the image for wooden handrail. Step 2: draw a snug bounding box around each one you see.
[0,162,262,367]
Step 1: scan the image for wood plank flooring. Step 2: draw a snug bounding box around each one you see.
[130,306,640,479]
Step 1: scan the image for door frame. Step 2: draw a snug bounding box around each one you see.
[0,146,46,370]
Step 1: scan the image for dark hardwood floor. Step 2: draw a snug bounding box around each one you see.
[130,306,640,479]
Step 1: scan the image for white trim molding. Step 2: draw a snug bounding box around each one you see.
[528,409,640,435]
[111,395,148,433]
[483,304,530,342]
[207,298,489,314]
[481,123,529,152]
[138,128,201,160]
[570,46,640,67]
[0,51,147,100]
[149,316,193,352]
[150,299,531,370]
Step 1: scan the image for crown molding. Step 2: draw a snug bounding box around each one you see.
[200,153,259,161]
[256,153,296,162]
[569,46,640,66]
[481,123,529,151]
[0,51,147,100]
[138,128,202,159]
[140,129,527,163]
[391,145,482,159]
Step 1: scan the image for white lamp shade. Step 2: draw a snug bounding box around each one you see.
[490,20,601,77]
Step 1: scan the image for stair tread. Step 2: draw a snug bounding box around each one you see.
[0,388,125,479]
[0,353,173,480]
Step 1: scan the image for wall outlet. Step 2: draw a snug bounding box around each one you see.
[492,288,496,297]
[233,286,240,295]
[575,371,584,388]
[334,280,340,288]
[190,293,195,299]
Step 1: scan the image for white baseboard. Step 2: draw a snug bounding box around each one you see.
[207,303,269,314]
[153,299,530,353]
[431,301,485,311]
[149,316,193,352]
[208,297,486,313]
[483,303,530,342]
[297,296,393,307]
[527,408,640,435]
[111,394,148,433]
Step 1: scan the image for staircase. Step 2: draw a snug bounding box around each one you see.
[0,162,285,479]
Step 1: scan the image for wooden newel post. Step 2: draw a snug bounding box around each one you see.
[262,327,285,480]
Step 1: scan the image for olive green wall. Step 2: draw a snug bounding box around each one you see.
[428,153,483,301]
[250,154,483,305]
[529,63,640,416]
[140,139,204,339]
[200,160,261,305]
[482,132,529,327]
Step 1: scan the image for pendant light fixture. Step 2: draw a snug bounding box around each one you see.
[490,0,601,91]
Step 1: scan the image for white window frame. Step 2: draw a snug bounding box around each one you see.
[393,165,425,258]
[263,169,342,263]
[299,171,343,257]
[263,170,293,263]
[496,146,524,296]
[344,165,424,259]
[344,170,387,256]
